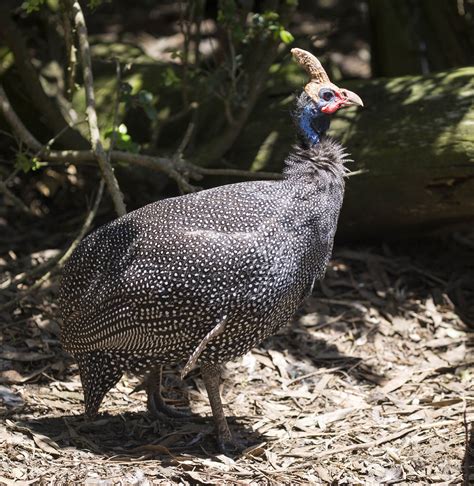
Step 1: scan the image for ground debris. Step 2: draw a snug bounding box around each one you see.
[0,237,473,484]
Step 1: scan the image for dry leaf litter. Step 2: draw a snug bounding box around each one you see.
[1,229,473,485]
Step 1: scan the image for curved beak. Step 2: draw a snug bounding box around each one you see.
[341,89,364,108]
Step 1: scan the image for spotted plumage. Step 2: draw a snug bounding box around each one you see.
[59,49,363,452]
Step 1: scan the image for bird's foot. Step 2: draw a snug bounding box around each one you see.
[148,391,191,420]
[216,433,246,456]
[134,367,191,421]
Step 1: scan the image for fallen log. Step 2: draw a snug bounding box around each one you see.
[226,67,474,240]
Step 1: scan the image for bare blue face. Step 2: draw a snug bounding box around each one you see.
[296,92,331,146]
[296,85,363,146]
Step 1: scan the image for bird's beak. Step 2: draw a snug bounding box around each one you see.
[341,89,364,107]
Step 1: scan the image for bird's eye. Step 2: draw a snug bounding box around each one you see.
[321,90,334,102]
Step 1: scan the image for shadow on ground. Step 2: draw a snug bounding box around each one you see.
[16,411,264,460]
[8,332,370,460]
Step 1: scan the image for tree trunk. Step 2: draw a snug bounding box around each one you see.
[225,67,474,240]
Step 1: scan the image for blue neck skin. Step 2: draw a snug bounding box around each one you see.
[298,103,330,146]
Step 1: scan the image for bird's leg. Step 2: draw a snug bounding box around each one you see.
[145,366,190,419]
[201,362,244,454]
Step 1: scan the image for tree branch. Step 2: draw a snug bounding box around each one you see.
[61,0,77,101]
[0,83,280,191]
[0,179,32,214]
[70,0,126,217]
[0,85,43,153]
[196,167,281,179]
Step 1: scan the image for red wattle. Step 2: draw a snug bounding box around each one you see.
[321,102,340,114]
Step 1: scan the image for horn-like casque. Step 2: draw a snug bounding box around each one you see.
[291,48,331,101]
[291,48,330,84]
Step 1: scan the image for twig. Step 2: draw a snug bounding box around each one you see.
[39,119,87,154]
[196,167,282,179]
[107,60,122,163]
[194,40,280,166]
[0,84,46,154]
[0,87,195,189]
[9,252,61,288]
[150,106,192,149]
[174,119,195,161]
[317,298,369,313]
[462,398,472,486]
[178,0,191,106]
[61,0,77,101]
[286,366,346,386]
[71,0,126,217]
[193,0,204,68]
[0,179,105,312]
[0,179,31,214]
[58,179,105,266]
[172,117,197,193]
[193,0,297,167]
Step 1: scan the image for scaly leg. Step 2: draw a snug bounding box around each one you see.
[201,362,244,454]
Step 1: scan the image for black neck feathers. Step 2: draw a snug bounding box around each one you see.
[284,138,350,186]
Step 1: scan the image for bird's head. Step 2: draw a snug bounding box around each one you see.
[291,48,363,146]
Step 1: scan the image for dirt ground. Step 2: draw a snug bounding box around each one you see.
[0,229,473,485]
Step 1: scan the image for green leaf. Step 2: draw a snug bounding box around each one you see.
[137,90,158,121]
[104,124,140,153]
[87,0,111,9]
[21,0,46,13]
[138,90,153,104]
[31,157,42,171]
[162,67,180,87]
[279,29,294,44]
[142,104,158,121]
[15,153,42,173]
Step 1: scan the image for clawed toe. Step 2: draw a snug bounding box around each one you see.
[140,366,191,421]
[148,394,191,419]
[217,434,246,456]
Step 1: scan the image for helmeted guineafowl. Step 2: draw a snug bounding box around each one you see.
[58,48,363,453]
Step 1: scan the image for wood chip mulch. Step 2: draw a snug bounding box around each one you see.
[1,234,473,485]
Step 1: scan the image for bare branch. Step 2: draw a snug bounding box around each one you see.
[0,85,43,153]
[60,0,77,101]
[0,179,32,215]
[195,167,282,180]
[0,85,194,186]
[107,60,122,163]
[0,83,279,193]
[71,0,126,217]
